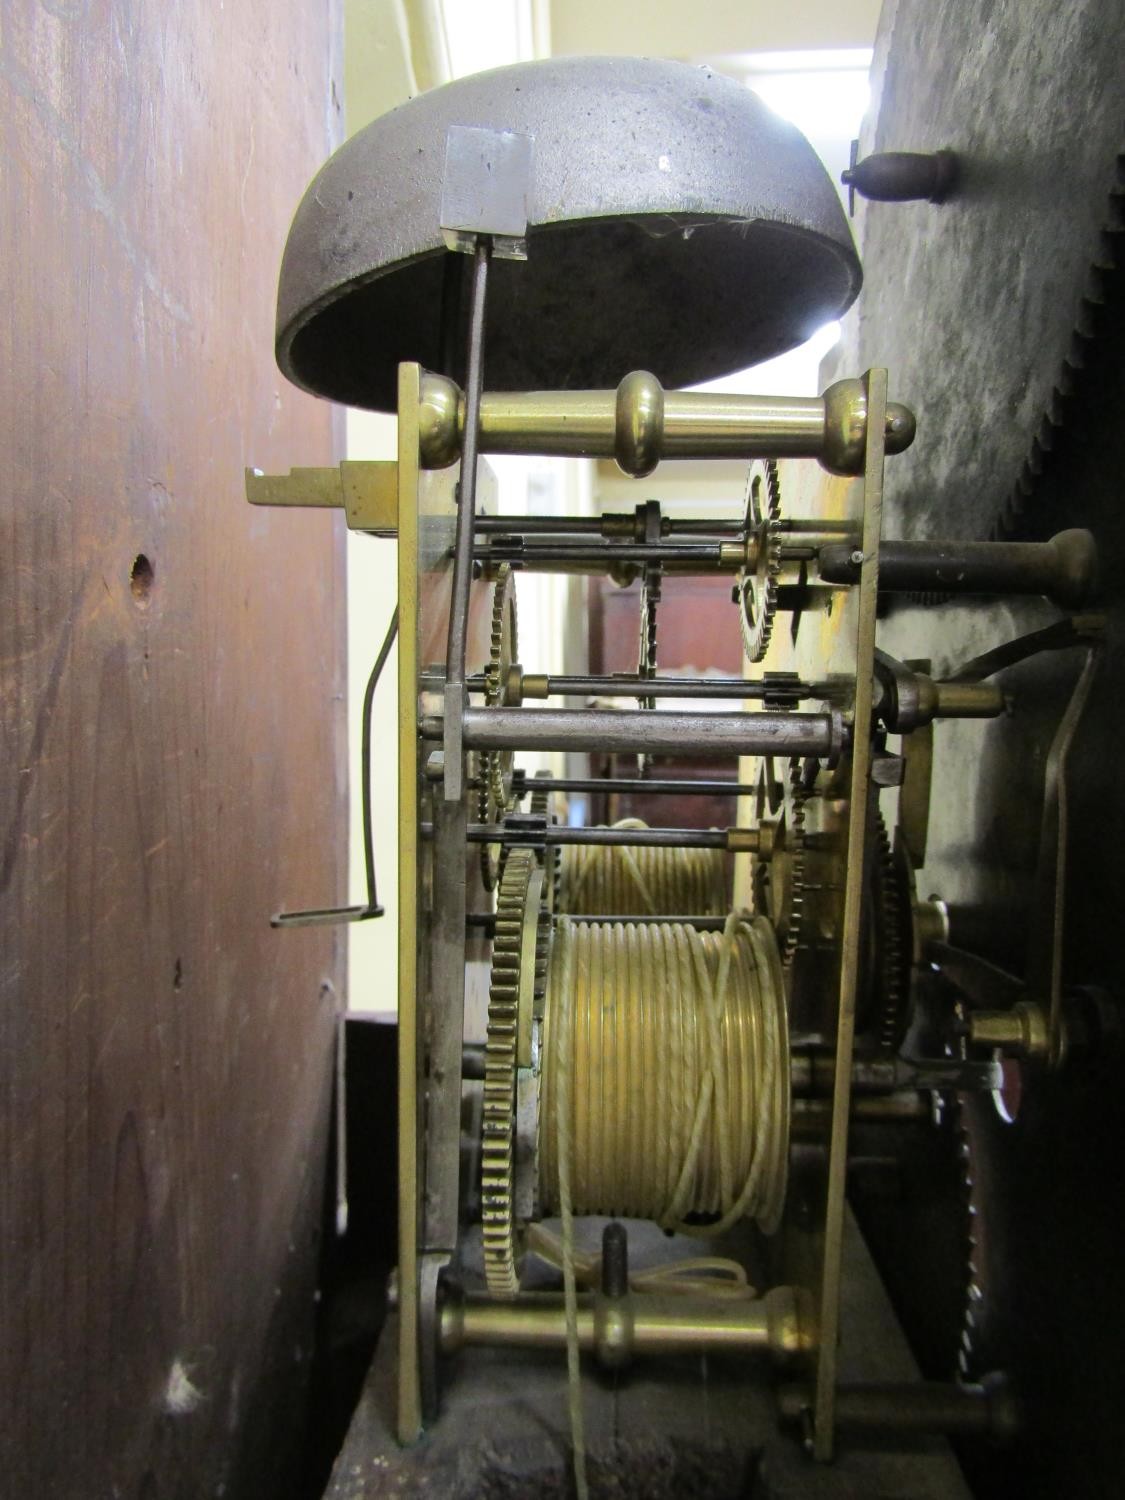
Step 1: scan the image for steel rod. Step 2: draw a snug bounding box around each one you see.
[792,1095,930,1133]
[460,823,743,850]
[463,1038,999,1094]
[474,514,609,534]
[444,239,490,683]
[439,706,841,758]
[791,1052,1002,1096]
[472,513,747,536]
[475,540,727,565]
[466,673,819,702]
[472,515,856,538]
[513,775,757,796]
[539,674,813,701]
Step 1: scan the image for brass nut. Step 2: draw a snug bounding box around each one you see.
[726,827,761,854]
[614,370,664,478]
[594,1297,635,1370]
[821,378,916,476]
[765,1285,813,1360]
[418,371,463,469]
[968,1000,1049,1061]
[821,378,868,476]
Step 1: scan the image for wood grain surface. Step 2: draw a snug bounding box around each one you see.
[0,4,345,1495]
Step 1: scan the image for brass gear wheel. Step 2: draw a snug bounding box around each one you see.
[736,459,783,664]
[481,847,545,1297]
[527,771,559,912]
[528,771,552,818]
[752,756,807,966]
[478,565,519,892]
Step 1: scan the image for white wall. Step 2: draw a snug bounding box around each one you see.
[549,0,879,57]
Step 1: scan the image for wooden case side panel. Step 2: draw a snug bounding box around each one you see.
[0,6,344,1496]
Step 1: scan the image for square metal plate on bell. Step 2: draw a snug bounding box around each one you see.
[439,125,533,259]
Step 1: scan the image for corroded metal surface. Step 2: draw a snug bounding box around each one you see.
[277,56,861,409]
[825,0,1124,543]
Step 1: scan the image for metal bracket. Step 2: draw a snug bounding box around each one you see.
[245,460,398,533]
[440,125,533,259]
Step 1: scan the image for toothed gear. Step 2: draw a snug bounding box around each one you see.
[752,756,807,966]
[481,847,540,1297]
[528,771,552,818]
[893,151,1124,574]
[870,812,913,1054]
[474,753,499,891]
[956,1094,986,1380]
[942,1006,988,1383]
[993,151,1124,541]
[478,565,519,892]
[527,773,559,911]
[762,671,802,711]
[638,564,661,708]
[737,459,783,664]
[636,563,662,773]
[781,758,808,965]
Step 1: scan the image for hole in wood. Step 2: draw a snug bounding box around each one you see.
[130,553,155,605]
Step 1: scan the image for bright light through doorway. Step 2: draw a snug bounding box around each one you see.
[693,47,873,397]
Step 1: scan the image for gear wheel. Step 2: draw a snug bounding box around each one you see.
[868,812,913,1054]
[481,848,544,1298]
[933,1002,989,1383]
[636,560,662,775]
[736,459,783,664]
[638,564,661,709]
[528,772,552,818]
[752,756,807,965]
[955,1094,986,1380]
[902,158,1124,605]
[478,565,519,892]
[527,772,559,911]
[994,151,1124,541]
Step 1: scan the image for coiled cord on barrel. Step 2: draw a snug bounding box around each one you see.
[552,913,589,1500]
[556,820,730,915]
[541,912,789,1237]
